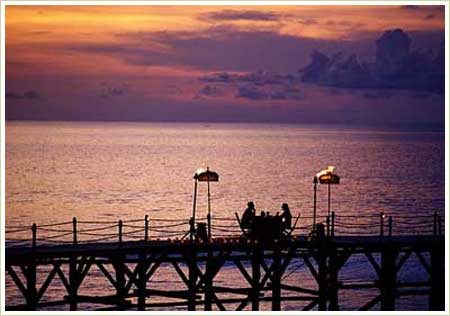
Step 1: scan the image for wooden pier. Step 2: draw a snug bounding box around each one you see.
[4,213,445,311]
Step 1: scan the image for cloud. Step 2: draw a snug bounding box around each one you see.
[301,29,445,94]
[401,5,444,12]
[100,84,129,98]
[71,26,353,73]
[201,10,284,22]
[199,70,299,85]
[198,70,303,101]
[197,85,224,97]
[298,17,318,25]
[236,83,303,101]
[6,90,40,99]
[401,5,421,10]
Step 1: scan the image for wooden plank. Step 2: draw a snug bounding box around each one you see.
[96,262,117,288]
[6,266,27,298]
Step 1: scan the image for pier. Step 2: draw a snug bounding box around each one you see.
[5,212,445,311]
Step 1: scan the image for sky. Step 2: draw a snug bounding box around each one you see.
[5,5,446,128]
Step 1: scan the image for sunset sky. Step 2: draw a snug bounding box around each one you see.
[5,5,446,127]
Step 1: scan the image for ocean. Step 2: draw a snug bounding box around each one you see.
[5,121,445,310]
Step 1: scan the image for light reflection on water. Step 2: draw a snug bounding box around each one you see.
[5,121,444,310]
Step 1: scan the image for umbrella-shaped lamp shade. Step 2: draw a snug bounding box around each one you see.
[194,168,219,182]
[316,166,340,184]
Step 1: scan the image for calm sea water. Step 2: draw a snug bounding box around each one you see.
[5,121,445,311]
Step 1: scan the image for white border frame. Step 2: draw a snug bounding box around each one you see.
[0,1,448,315]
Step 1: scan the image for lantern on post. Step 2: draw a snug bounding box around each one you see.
[313,166,340,235]
[191,167,219,240]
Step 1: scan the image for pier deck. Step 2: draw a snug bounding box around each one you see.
[5,234,445,311]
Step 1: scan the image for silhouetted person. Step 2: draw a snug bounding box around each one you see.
[241,201,256,229]
[261,211,266,217]
[281,203,292,229]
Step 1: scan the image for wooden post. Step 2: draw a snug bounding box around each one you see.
[26,223,38,310]
[326,216,330,237]
[204,250,213,311]
[317,247,328,311]
[433,211,438,236]
[72,217,78,245]
[331,212,335,237]
[26,258,37,310]
[380,247,397,310]
[144,215,149,242]
[207,177,211,240]
[271,247,281,311]
[31,223,37,250]
[429,242,444,310]
[137,253,147,310]
[313,177,318,236]
[114,255,126,310]
[437,214,442,236]
[187,248,197,311]
[69,256,78,310]
[380,212,384,237]
[191,178,198,241]
[328,244,339,311]
[388,216,392,237]
[251,248,261,311]
[118,220,123,247]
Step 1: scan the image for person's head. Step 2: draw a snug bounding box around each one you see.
[282,203,289,211]
[248,201,255,208]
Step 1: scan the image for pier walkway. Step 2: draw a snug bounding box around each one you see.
[5,212,445,311]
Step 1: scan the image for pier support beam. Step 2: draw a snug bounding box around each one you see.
[187,249,198,311]
[26,260,37,310]
[68,256,78,311]
[137,253,147,311]
[328,246,339,311]
[251,248,261,311]
[429,242,444,310]
[317,253,328,311]
[204,250,213,311]
[114,255,127,310]
[380,248,398,311]
[271,247,281,311]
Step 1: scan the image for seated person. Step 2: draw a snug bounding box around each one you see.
[241,201,256,229]
[280,203,292,229]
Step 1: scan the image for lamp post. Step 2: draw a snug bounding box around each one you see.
[313,176,318,236]
[192,167,219,240]
[314,166,340,234]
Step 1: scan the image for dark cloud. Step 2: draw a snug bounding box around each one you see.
[100,84,129,98]
[6,90,40,100]
[298,17,317,25]
[301,29,445,94]
[199,70,303,101]
[236,83,303,101]
[197,85,224,97]
[401,5,444,12]
[199,70,299,85]
[201,10,283,22]
[71,26,360,73]
[425,13,435,20]
[401,5,421,10]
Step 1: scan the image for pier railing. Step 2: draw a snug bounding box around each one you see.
[5,211,443,248]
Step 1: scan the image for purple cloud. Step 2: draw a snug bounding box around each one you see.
[301,29,445,94]
[197,85,224,97]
